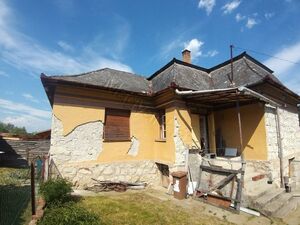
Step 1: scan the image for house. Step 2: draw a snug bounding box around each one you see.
[41,50,300,193]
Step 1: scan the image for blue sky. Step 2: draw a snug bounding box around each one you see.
[0,0,300,132]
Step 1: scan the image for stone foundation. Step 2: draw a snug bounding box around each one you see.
[58,160,161,189]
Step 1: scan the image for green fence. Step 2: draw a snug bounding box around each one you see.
[0,158,45,225]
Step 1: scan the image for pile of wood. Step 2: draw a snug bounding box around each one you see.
[87,179,147,192]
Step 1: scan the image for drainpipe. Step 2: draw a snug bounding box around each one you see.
[275,106,285,188]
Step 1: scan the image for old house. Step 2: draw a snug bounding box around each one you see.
[41,50,300,200]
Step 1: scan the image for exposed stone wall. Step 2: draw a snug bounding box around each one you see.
[174,117,187,167]
[277,107,300,157]
[58,160,160,189]
[49,115,159,188]
[127,136,140,156]
[264,105,300,183]
[290,160,300,188]
[50,115,103,164]
[264,106,279,160]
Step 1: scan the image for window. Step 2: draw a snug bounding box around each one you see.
[158,111,166,140]
[104,108,130,141]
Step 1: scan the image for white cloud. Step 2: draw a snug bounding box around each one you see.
[160,37,183,59]
[0,70,9,77]
[264,41,300,77]
[235,13,246,22]
[264,12,274,20]
[57,40,74,52]
[184,39,204,59]
[205,50,219,57]
[222,0,241,14]
[0,98,51,119]
[22,93,40,103]
[0,0,133,76]
[2,115,50,132]
[0,98,51,132]
[246,18,258,29]
[198,0,216,15]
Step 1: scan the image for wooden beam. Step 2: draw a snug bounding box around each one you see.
[200,165,241,175]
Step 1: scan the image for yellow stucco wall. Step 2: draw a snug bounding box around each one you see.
[214,103,267,160]
[175,108,193,146]
[191,114,201,148]
[52,97,181,163]
[53,103,105,135]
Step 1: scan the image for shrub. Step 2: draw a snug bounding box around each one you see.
[37,202,101,225]
[39,178,72,205]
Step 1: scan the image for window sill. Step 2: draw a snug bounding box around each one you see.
[155,139,166,142]
[103,139,131,142]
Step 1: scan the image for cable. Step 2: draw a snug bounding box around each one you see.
[234,45,300,66]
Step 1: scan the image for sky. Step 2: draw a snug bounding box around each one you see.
[0,0,300,132]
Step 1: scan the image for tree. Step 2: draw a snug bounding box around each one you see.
[0,122,28,135]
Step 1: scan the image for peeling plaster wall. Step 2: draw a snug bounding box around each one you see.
[127,136,140,156]
[174,117,187,166]
[50,115,103,164]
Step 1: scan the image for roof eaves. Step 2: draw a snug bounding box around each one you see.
[41,74,151,97]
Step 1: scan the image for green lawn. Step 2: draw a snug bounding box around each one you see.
[79,193,233,225]
[0,168,32,225]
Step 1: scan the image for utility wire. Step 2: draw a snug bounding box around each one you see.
[234,46,300,66]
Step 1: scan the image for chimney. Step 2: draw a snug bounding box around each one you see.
[182,49,191,64]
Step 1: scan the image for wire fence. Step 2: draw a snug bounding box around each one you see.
[0,155,47,225]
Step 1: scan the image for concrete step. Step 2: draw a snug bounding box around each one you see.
[253,188,284,209]
[244,177,274,197]
[273,197,300,218]
[262,192,293,216]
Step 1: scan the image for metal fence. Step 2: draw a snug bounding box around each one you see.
[0,155,47,225]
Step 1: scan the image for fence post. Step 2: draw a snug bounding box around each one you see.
[43,155,49,182]
[31,162,36,216]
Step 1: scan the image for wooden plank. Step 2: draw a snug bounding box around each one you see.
[200,165,241,175]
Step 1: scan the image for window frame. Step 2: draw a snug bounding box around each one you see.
[158,110,166,140]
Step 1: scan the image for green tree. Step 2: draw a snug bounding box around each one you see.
[0,122,28,135]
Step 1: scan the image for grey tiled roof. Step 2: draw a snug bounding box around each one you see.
[42,52,290,96]
[48,68,150,94]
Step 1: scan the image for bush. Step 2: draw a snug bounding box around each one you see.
[39,178,72,205]
[37,202,101,225]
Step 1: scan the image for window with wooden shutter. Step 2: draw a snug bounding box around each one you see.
[104,108,131,141]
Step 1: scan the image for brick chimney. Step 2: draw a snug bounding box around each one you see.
[182,49,191,64]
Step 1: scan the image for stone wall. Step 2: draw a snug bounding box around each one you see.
[58,160,161,189]
[49,115,161,187]
[290,160,300,188]
[264,105,300,184]
[50,115,103,164]
[0,138,49,166]
[174,117,188,167]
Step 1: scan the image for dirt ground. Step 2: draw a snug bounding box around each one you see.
[73,187,300,225]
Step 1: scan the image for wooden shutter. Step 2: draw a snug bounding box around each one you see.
[104,108,130,141]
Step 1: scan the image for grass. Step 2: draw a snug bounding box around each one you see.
[79,193,233,225]
[0,167,32,225]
